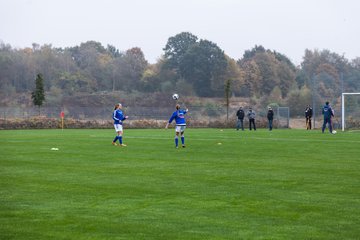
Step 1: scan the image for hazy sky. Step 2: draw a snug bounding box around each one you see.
[1,0,359,64]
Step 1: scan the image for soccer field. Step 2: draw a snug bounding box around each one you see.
[1,128,359,239]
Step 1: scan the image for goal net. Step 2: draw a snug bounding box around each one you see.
[341,93,360,131]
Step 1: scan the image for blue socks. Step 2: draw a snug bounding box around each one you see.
[175,136,184,147]
[113,136,122,144]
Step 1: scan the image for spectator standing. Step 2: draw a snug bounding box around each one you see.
[247,107,256,131]
[236,106,245,131]
[305,105,313,130]
[267,106,274,131]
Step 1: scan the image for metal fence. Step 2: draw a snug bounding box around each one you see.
[277,107,290,128]
[0,106,291,128]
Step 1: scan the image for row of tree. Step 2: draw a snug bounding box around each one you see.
[1,32,360,107]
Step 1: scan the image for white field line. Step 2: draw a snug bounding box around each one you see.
[126,135,360,144]
[348,130,360,133]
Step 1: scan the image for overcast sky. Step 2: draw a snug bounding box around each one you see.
[1,0,359,64]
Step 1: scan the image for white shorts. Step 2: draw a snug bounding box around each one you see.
[114,124,123,132]
[175,125,186,133]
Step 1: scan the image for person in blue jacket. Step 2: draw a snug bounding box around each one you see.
[165,104,189,148]
[112,103,128,146]
[322,101,334,134]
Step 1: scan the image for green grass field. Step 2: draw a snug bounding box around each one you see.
[1,128,359,239]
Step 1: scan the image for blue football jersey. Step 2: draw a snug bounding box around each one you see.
[168,110,188,126]
[113,109,126,124]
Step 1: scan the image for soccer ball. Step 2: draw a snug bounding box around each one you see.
[332,130,337,134]
[172,93,179,100]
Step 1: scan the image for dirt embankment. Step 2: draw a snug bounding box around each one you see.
[290,118,305,129]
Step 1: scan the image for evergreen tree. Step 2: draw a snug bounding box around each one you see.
[31,73,45,114]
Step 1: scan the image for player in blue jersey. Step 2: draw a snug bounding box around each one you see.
[165,104,189,148]
[112,103,128,146]
[321,101,334,134]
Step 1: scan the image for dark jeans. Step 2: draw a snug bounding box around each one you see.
[306,117,312,130]
[322,117,333,133]
[236,119,244,130]
[249,119,256,130]
[268,119,273,130]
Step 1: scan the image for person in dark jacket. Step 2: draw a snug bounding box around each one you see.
[322,101,334,134]
[236,106,245,131]
[247,107,256,131]
[267,106,274,131]
[305,105,313,130]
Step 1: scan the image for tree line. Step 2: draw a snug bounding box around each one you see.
[1,31,359,112]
